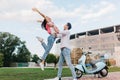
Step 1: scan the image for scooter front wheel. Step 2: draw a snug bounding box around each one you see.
[100,68,108,77]
[75,68,83,78]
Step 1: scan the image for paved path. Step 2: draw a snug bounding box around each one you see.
[45,72,120,80]
[62,72,120,80]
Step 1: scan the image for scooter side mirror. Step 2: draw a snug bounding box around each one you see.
[82,52,87,55]
[88,51,92,54]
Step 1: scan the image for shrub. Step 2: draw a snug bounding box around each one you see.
[0,53,4,67]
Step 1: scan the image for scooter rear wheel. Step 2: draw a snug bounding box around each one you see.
[100,68,108,77]
[75,68,83,78]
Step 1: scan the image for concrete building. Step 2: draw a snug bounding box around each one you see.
[55,24,120,66]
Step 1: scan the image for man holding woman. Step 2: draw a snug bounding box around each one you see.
[33,8,77,80]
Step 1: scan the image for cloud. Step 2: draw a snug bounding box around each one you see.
[0,0,117,24]
[81,1,116,20]
[0,10,35,22]
[0,0,53,22]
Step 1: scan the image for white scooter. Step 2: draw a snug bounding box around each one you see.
[75,52,108,78]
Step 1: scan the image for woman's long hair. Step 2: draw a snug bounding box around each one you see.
[41,19,47,30]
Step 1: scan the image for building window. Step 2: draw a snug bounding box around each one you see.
[70,34,76,40]
[101,27,114,34]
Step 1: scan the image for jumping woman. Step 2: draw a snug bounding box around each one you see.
[32,8,59,71]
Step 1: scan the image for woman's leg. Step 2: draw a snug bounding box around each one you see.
[40,35,55,70]
[37,37,47,50]
[41,42,47,51]
[41,35,55,60]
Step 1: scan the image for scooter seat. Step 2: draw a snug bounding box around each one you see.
[90,59,102,64]
[85,64,97,71]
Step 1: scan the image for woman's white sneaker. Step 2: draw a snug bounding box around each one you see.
[40,62,44,71]
[36,36,44,42]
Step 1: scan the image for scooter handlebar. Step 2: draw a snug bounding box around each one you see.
[82,51,92,55]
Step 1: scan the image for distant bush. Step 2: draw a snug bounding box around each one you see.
[0,53,4,67]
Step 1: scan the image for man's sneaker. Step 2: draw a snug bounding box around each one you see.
[53,77,61,80]
[45,77,61,80]
[40,62,44,71]
[36,36,43,42]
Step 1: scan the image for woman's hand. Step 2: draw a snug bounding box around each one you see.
[32,8,46,19]
[32,8,39,13]
[37,20,43,23]
[54,26,59,33]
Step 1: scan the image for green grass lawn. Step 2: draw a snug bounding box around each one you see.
[0,68,71,80]
[0,67,120,80]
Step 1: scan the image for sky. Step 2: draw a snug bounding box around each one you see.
[0,0,120,57]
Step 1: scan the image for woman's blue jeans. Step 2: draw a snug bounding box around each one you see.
[41,35,56,60]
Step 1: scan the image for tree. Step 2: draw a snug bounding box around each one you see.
[46,54,59,69]
[31,54,40,63]
[16,43,31,62]
[0,53,4,67]
[0,32,31,67]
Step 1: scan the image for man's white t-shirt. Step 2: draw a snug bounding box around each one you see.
[57,30,70,49]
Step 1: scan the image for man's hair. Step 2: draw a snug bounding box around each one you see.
[67,22,72,30]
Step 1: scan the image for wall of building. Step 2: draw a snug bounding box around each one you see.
[113,47,120,66]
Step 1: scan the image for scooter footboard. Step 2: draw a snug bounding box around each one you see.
[96,62,106,70]
[75,65,84,72]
